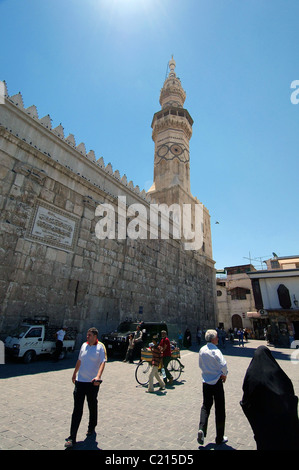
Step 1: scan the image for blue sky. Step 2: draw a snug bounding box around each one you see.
[1,0,298,269]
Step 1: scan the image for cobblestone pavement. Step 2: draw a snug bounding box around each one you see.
[1,339,298,452]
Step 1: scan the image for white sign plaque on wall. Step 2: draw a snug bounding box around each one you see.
[27,201,79,251]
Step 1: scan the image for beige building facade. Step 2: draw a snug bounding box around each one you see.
[0,59,216,341]
[216,265,257,332]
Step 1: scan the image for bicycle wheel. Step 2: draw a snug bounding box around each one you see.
[168,358,182,381]
[135,360,151,385]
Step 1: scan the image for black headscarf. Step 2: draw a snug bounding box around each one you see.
[240,345,299,450]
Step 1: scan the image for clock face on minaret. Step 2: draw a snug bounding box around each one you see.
[150,57,193,195]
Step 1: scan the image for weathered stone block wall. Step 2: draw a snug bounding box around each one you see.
[0,90,217,341]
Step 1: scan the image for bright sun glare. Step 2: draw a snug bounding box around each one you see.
[92,0,154,15]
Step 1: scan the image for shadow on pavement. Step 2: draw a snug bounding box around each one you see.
[1,349,133,379]
[190,340,292,363]
[199,442,235,451]
[65,433,101,451]
[217,341,291,362]
[2,340,291,380]
[1,352,78,379]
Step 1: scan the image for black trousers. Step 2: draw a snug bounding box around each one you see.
[53,340,63,360]
[70,381,100,441]
[163,356,173,381]
[133,341,143,360]
[199,378,225,444]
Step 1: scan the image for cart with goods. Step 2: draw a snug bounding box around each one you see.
[135,347,183,386]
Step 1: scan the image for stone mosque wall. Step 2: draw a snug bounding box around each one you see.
[0,83,217,342]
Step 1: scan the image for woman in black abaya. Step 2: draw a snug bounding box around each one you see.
[240,345,299,450]
[183,328,192,349]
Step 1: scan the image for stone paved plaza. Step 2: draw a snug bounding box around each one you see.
[0,339,298,452]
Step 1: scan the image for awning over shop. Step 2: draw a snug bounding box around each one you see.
[266,309,299,322]
[247,312,261,318]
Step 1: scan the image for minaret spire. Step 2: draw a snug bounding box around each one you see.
[168,55,176,77]
[159,56,186,110]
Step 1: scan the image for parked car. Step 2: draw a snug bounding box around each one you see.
[101,320,168,358]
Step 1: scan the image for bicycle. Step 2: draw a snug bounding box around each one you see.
[135,357,183,386]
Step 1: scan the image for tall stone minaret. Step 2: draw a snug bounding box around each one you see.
[148,56,193,201]
[148,57,213,261]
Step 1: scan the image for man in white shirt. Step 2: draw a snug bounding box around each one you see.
[65,327,107,448]
[53,327,67,361]
[198,329,228,446]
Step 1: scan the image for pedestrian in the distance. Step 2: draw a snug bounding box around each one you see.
[65,327,107,448]
[197,329,228,446]
[123,334,134,363]
[132,324,143,361]
[53,326,67,361]
[183,328,192,349]
[160,330,173,386]
[177,330,183,349]
[237,328,244,347]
